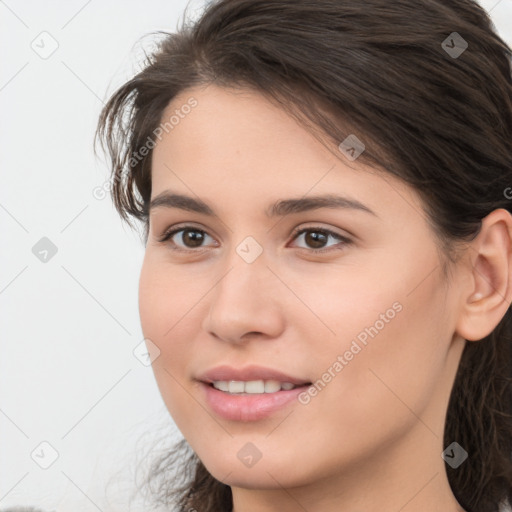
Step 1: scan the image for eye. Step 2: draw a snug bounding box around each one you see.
[157,225,217,252]
[289,226,351,253]
[157,224,351,254]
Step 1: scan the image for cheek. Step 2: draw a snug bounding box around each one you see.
[311,257,450,444]
[138,256,199,416]
[298,242,444,388]
[138,251,208,342]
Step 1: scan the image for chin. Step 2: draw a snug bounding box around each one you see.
[201,454,310,490]
[214,469,292,490]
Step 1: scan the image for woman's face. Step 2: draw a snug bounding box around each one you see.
[139,83,466,491]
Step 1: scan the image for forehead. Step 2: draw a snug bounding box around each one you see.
[150,83,423,221]
[154,83,333,166]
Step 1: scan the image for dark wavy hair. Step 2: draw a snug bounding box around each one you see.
[95,0,512,511]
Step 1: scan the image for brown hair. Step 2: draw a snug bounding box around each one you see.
[95,1,512,511]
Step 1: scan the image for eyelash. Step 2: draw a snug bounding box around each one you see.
[157,224,352,254]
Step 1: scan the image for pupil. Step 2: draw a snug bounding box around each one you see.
[306,231,326,249]
[184,230,204,247]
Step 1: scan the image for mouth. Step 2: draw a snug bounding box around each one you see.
[196,365,313,421]
[198,379,313,422]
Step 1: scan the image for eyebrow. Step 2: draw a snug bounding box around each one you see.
[149,191,378,218]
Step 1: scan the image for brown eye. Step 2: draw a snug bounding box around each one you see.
[158,226,216,251]
[290,227,351,253]
[180,229,206,248]
[304,231,328,249]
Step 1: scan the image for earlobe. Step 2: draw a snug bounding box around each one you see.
[455,208,512,342]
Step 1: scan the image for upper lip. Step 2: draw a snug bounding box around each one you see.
[197,365,311,385]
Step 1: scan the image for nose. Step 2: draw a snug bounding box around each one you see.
[202,249,285,345]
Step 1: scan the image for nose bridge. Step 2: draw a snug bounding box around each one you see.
[204,238,284,341]
[215,230,268,297]
[213,241,269,313]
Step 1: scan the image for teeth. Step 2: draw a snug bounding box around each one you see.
[264,380,281,393]
[215,381,229,392]
[245,380,265,393]
[212,379,300,394]
[228,381,245,393]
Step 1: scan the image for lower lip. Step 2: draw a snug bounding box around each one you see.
[200,382,309,422]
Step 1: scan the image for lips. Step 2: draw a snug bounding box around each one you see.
[195,365,312,421]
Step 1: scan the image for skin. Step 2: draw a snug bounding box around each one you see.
[138,83,512,512]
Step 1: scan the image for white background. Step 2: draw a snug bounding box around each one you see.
[1,1,511,510]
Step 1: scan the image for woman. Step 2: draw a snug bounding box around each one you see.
[96,0,512,511]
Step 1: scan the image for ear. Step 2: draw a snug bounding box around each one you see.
[456,208,512,342]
